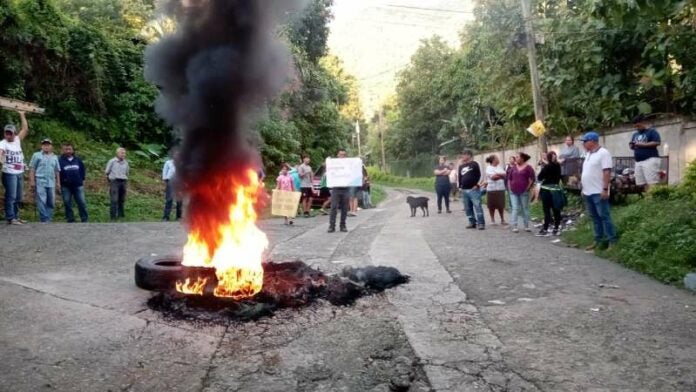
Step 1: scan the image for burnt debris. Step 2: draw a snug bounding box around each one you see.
[147,261,409,323]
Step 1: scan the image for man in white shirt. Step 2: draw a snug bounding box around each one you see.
[162,149,182,221]
[580,131,617,251]
[0,111,29,225]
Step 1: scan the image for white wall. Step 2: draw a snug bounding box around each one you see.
[472,117,696,185]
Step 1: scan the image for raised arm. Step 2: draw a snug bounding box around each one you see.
[17,111,28,140]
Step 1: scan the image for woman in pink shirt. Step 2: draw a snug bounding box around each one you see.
[276,163,295,225]
[507,152,536,233]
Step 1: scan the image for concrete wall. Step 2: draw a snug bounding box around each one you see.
[472,117,696,185]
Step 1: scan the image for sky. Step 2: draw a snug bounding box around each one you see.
[327,0,475,118]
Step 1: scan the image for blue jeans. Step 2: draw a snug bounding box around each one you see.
[583,194,617,244]
[61,185,88,222]
[36,186,55,222]
[2,172,23,221]
[163,180,182,220]
[509,192,530,228]
[462,188,485,226]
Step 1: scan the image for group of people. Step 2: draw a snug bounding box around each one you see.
[435,116,663,251]
[1,111,89,224]
[275,149,372,231]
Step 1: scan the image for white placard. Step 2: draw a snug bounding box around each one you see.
[326,157,363,188]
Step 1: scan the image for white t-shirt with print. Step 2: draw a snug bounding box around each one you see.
[486,164,506,192]
[581,147,612,196]
[0,138,24,175]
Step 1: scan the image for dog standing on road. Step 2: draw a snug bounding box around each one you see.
[406,196,429,217]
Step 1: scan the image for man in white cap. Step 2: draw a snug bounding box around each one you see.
[0,111,29,225]
[580,130,617,251]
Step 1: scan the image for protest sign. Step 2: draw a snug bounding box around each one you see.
[326,157,363,188]
[271,189,302,218]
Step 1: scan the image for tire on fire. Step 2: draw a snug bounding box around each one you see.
[134,255,183,291]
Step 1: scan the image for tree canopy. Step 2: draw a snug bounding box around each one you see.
[376,0,696,160]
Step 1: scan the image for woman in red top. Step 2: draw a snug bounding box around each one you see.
[507,152,536,233]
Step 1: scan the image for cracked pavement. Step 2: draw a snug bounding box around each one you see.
[1,188,695,391]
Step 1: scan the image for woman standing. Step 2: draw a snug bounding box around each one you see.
[433,156,452,214]
[276,163,296,225]
[507,152,536,233]
[484,154,506,225]
[536,152,564,236]
[558,135,581,178]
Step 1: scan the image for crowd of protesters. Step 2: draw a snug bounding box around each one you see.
[435,116,663,251]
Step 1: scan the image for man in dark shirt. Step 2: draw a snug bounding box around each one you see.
[58,143,88,222]
[629,115,661,191]
[458,150,485,229]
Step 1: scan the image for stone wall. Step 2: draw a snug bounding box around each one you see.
[472,117,696,185]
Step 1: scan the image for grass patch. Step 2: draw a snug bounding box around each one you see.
[367,167,434,193]
[370,185,387,206]
[563,183,696,285]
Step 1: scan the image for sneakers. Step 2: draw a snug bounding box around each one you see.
[438,210,442,214]
[348,212,357,217]
[340,227,348,232]
[512,227,519,233]
[524,227,532,232]
[535,229,550,237]
[446,210,452,214]
[478,225,485,230]
[552,228,561,236]
[327,227,336,233]
[8,219,23,225]
[465,224,477,229]
[304,212,311,218]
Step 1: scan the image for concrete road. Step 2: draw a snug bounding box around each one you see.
[0,188,694,391]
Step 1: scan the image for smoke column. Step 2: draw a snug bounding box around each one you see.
[145,0,304,231]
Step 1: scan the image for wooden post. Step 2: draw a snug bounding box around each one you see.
[520,0,548,153]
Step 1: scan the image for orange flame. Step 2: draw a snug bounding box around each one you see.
[176,277,208,295]
[176,169,268,299]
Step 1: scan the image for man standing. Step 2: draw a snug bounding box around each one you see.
[0,110,29,225]
[458,150,485,230]
[298,154,313,217]
[58,143,88,222]
[629,115,662,191]
[105,147,129,220]
[328,149,349,233]
[162,149,182,221]
[29,139,61,223]
[580,131,617,251]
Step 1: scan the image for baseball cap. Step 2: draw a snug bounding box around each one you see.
[4,124,16,134]
[580,131,599,142]
[41,138,52,145]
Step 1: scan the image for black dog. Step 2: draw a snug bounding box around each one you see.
[406,196,429,217]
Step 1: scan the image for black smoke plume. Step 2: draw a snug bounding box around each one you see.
[144,0,305,231]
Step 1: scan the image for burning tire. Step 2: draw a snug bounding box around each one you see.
[135,255,183,291]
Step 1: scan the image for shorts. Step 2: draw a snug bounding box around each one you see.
[634,157,661,186]
[300,187,313,200]
[349,186,360,198]
[319,187,331,198]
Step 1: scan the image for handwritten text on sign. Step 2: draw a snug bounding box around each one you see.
[326,157,363,188]
[271,190,302,218]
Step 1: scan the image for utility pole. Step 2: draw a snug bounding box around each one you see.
[379,110,386,172]
[355,121,362,158]
[520,0,548,153]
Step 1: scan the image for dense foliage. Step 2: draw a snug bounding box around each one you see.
[376,0,696,160]
[0,0,358,175]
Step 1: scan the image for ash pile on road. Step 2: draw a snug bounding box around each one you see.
[147,261,409,323]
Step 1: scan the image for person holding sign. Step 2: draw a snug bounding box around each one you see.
[0,110,29,225]
[326,148,358,233]
[275,163,297,225]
